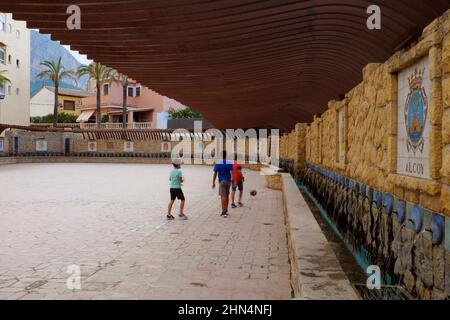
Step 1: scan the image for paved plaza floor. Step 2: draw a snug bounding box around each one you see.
[0,163,291,299]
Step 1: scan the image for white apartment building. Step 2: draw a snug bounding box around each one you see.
[0,13,30,127]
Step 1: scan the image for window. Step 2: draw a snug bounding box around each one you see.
[8,24,12,33]
[127,86,134,97]
[8,54,11,64]
[16,88,19,95]
[0,48,5,64]
[16,59,19,68]
[102,83,109,95]
[0,15,5,32]
[16,30,20,39]
[63,100,75,111]
[337,107,345,163]
[0,85,5,96]
[127,86,141,97]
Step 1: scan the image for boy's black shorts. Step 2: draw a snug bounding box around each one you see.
[170,188,185,200]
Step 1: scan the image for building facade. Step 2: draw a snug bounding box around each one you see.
[30,86,92,118]
[0,12,30,127]
[79,77,185,128]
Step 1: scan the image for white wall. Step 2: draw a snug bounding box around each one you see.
[396,56,430,179]
[30,87,53,117]
[0,13,30,126]
[163,96,187,112]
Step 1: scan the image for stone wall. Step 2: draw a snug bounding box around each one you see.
[0,129,272,163]
[302,11,450,299]
[279,123,307,177]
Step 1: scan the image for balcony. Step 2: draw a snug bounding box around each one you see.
[79,122,152,130]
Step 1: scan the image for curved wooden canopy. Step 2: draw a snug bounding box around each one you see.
[1,0,449,131]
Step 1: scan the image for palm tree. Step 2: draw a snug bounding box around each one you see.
[77,62,116,128]
[0,70,11,87]
[37,57,77,127]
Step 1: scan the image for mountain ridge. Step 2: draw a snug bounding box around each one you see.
[30,30,88,97]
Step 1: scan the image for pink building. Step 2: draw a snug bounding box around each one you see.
[77,77,184,128]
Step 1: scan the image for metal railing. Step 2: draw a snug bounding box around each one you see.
[30,122,152,130]
[79,122,152,129]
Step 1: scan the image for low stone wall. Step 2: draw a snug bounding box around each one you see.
[281,173,359,300]
[279,123,307,178]
[0,129,274,164]
[0,155,359,299]
[0,156,172,166]
[1,130,167,155]
[266,174,282,190]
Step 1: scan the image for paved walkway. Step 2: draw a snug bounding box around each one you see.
[0,163,291,299]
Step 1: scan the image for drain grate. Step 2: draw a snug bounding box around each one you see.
[353,284,413,300]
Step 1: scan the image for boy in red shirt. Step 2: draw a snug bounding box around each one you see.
[231,159,245,208]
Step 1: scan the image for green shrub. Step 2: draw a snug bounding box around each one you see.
[31,112,79,124]
[168,107,202,119]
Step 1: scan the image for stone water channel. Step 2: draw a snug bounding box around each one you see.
[298,183,408,300]
[297,165,447,300]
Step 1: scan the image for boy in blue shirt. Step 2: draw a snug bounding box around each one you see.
[212,150,234,218]
[167,159,187,220]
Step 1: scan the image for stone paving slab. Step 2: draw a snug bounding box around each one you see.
[0,163,291,300]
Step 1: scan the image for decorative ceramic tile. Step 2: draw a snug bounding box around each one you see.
[396,56,431,179]
[124,141,134,152]
[35,139,47,152]
[338,108,344,163]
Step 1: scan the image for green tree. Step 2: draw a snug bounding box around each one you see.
[77,62,116,128]
[37,57,77,127]
[168,107,202,119]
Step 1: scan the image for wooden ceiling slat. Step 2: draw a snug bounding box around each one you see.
[2,0,449,130]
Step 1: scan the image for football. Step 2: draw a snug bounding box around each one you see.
[250,190,257,196]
